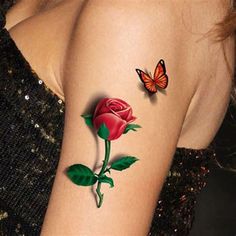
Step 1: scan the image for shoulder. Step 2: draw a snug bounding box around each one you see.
[72,0,230,34]
[39,1,232,235]
[64,0,231,89]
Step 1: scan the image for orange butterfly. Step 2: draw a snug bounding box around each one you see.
[135,59,168,93]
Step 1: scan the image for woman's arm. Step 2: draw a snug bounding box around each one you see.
[40,1,226,235]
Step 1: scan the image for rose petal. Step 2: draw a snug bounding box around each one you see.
[93,113,127,140]
[107,98,128,110]
[112,121,128,140]
[127,115,136,123]
[116,107,132,120]
[104,99,124,119]
[93,98,110,117]
[107,99,132,119]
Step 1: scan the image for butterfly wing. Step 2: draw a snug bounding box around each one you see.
[155,74,168,89]
[135,69,157,93]
[153,59,168,89]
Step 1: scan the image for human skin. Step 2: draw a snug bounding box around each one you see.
[5,0,234,235]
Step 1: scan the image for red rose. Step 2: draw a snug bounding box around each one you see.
[93,98,136,140]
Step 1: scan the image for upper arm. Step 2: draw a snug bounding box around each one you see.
[40,1,206,235]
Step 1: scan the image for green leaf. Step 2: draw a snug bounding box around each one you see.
[98,175,114,188]
[123,124,141,134]
[97,123,110,140]
[67,164,98,186]
[81,114,93,127]
[110,156,139,171]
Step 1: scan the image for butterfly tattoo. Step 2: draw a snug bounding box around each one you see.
[135,59,168,93]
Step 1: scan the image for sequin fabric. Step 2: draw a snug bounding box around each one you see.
[148,146,216,236]
[0,3,217,236]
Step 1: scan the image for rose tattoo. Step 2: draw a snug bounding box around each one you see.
[93,98,137,140]
[66,97,141,208]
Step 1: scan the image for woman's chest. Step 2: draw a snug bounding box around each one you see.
[4,0,85,101]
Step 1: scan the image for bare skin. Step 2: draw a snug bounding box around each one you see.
[6,0,234,149]
[4,0,234,235]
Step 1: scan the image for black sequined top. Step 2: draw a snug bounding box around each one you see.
[0,2,217,236]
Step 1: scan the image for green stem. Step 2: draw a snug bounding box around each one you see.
[96,184,103,208]
[104,167,111,174]
[96,140,111,208]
